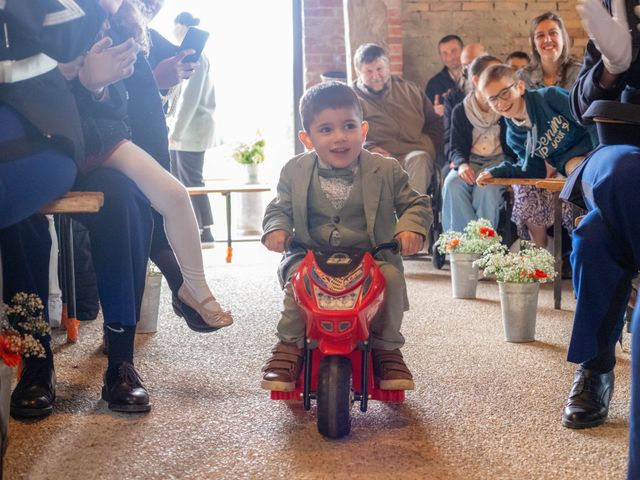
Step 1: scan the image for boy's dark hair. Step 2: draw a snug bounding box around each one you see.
[299,81,363,131]
[438,34,464,49]
[469,55,502,78]
[506,51,530,62]
[175,11,200,27]
[353,43,388,70]
[478,64,517,92]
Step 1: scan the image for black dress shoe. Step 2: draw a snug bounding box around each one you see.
[171,292,220,333]
[101,362,151,413]
[562,367,614,429]
[11,359,56,419]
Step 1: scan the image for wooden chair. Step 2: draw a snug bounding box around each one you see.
[41,192,104,342]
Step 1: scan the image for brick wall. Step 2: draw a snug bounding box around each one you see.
[402,0,588,89]
[302,0,347,89]
[302,0,405,88]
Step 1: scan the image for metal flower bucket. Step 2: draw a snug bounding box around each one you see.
[498,282,539,342]
[0,362,14,475]
[137,272,162,334]
[450,253,480,299]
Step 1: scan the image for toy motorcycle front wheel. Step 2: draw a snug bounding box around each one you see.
[316,355,352,439]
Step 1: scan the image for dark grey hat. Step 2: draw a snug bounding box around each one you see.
[583,100,640,125]
[584,100,640,146]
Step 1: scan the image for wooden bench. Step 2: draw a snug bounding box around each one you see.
[41,192,104,342]
[187,182,271,262]
[484,178,566,309]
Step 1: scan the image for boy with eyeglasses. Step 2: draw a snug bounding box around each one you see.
[476,64,594,185]
[474,64,595,247]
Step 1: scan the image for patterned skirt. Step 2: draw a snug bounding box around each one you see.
[511,184,574,240]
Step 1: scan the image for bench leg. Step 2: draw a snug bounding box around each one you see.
[224,192,233,263]
[553,192,562,310]
[59,215,79,342]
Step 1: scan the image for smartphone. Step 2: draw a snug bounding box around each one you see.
[179,27,210,63]
[628,0,640,61]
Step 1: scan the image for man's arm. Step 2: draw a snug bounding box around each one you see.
[448,103,472,169]
[570,41,627,125]
[2,0,106,63]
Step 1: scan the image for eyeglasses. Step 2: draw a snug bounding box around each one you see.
[486,82,516,105]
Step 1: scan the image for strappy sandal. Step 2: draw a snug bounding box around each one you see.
[177,284,233,329]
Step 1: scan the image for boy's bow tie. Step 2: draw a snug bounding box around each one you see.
[317,167,354,181]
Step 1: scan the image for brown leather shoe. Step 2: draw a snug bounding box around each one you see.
[372,349,415,390]
[261,341,304,392]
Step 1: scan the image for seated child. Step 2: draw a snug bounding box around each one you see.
[260,81,432,392]
[475,64,595,247]
[59,0,232,328]
[442,55,515,232]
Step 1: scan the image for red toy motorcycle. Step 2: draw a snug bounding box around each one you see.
[270,240,406,439]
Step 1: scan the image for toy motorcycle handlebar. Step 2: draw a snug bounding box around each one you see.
[286,237,400,257]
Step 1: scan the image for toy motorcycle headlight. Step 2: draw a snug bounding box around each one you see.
[314,286,361,310]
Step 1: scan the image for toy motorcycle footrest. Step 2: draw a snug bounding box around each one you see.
[271,390,300,401]
[372,389,405,403]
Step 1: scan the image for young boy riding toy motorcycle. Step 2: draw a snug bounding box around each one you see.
[260,81,432,392]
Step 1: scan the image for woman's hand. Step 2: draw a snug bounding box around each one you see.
[395,231,424,256]
[476,171,494,187]
[263,229,290,253]
[78,37,139,94]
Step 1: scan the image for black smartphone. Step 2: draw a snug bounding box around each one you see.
[179,27,210,63]
[628,0,640,61]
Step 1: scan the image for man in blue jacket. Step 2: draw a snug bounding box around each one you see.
[563,0,639,477]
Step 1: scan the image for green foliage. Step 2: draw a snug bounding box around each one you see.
[232,135,266,165]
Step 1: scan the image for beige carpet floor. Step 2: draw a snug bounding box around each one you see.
[4,242,630,479]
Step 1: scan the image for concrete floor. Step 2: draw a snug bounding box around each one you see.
[4,242,630,479]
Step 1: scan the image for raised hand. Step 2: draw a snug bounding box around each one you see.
[577,0,632,74]
[152,49,198,90]
[78,37,140,93]
[433,94,444,117]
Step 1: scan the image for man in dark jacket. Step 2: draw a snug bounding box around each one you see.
[562,0,639,478]
[425,35,464,114]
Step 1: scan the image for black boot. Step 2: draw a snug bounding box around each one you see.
[10,356,56,419]
[562,367,614,429]
[101,362,151,413]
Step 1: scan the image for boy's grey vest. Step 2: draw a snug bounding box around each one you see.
[307,167,371,249]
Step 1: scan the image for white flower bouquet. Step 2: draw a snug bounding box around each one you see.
[473,241,557,283]
[434,218,502,255]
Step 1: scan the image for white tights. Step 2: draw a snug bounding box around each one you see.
[104,141,223,312]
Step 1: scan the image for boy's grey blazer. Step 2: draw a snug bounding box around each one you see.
[262,149,433,306]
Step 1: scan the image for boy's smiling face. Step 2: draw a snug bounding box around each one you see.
[298,107,368,169]
[482,78,526,120]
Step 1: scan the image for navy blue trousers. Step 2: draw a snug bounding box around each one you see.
[1,169,152,329]
[0,105,77,230]
[567,145,640,479]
